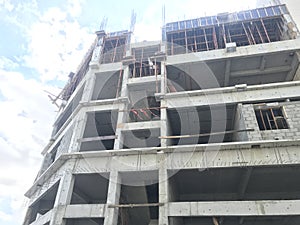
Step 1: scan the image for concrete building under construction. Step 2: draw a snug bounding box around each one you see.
[23,1,300,225]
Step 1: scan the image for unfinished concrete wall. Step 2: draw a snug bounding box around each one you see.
[232,103,249,142]
[240,104,263,141]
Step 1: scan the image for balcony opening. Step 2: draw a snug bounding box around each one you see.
[255,106,288,130]
[168,166,300,202]
[118,171,158,225]
[129,44,161,78]
[129,96,160,122]
[129,61,161,78]
[167,105,237,146]
[53,86,84,136]
[70,173,109,204]
[26,181,59,224]
[169,216,300,225]
[122,128,160,149]
[80,111,117,151]
[92,71,123,100]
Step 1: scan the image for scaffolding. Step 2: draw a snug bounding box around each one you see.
[129,45,161,78]
[100,31,131,64]
[162,5,292,55]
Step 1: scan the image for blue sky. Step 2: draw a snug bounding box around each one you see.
[0,0,256,224]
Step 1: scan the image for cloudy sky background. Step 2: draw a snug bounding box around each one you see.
[0,0,256,224]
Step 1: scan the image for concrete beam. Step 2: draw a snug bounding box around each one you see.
[118,121,162,131]
[64,204,105,218]
[166,39,300,65]
[224,59,231,86]
[71,143,300,173]
[128,75,162,86]
[165,81,300,108]
[168,200,300,216]
[230,65,291,77]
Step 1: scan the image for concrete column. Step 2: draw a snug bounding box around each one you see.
[49,160,75,225]
[158,154,169,225]
[160,61,169,148]
[104,171,121,225]
[161,61,166,95]
[68,110,87,152]
[81,71,96,103]
[120,66,129,98]
[114,66,129,149]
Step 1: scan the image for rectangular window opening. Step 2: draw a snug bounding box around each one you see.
[255,107,288,130]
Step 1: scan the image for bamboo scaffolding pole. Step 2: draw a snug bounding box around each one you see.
[248,25,256,44]
[255,24,264,43]
[213,217,220,225]
[260,18,271,42]
[203,28,209,51]
[159,129,255,139]
[242,22,252,45]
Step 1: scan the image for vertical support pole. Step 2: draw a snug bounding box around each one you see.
[184,29,188,53]
[248,25,256,44]
[255,24,264,43]
[49,160,75,225]
[155,58,158,93]
[222,24,227,46]
[68,110,87,153]
[114,66,130,150]
[213,26,218,49]
[158,155,169,225]
[260,18,271,43]
[242,22,252,45]
[203,28,209,51]
[104,171,121,225]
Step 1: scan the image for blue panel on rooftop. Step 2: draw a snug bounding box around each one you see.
[207,17,212,25]
[174,22,178,30]
[201,18,206,26]
[245,11,251,19]
[237,12,244,20]
[251,10,259,18]
[266,7,274,16]
[274,6,281,15]
[186,20,192,29]
[192,19,198,28]
[180,21,185,29]
[212,16,218,24]
[258,8,266,17]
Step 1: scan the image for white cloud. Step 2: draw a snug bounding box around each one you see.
[0,0,15,12]
[0,57,18,70]
[23,6,94,82]
[0,70,59,224]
